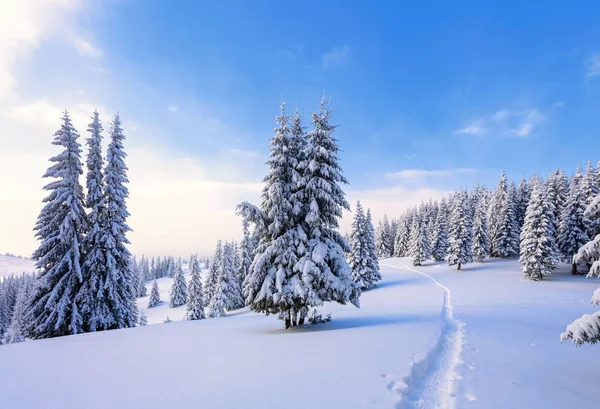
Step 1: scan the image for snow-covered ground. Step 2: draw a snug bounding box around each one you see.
[0,258,598,409]
[0,254,36,280]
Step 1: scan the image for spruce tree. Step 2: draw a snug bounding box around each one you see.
[582,161,600,239]
[520,178,559,281]
[207,242,241,317]
[204,241,222,306]
[448,190,473,270]
[147,280,161,308]
[237,217,253,295]
[431,199,449,261]
[92,114,137,329]
[365,209,380,276]
[558,167,590,273]
[79,110,105,331]
[136,258,148,297]
[488,170,508,256]
[515,175,531,230]
[186,264,205,320]
[394,214,411,257]
[409,216,430,266]
[238,98,359,328]
[349,200,381,289]
[28,111,88,339]
[472,189,491,263]
[493,176,520,258]
[169,261,187,308]
[546,169,569,239]
[138,310,148,326]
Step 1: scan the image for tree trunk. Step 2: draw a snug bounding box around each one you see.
[571,262,578,275]
[298,317,305,326]
[285,317,291,329]
[457,262,462,271]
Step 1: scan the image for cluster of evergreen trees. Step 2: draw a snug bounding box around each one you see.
[21,111,137,340]
[237,99,363,329]
[377,163,600,276]
[0,274,35,344]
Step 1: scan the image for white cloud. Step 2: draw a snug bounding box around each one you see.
[453,108,545,138]
[551,101,565,108]
[72,37,103,58]
[322,45,351,69]
[585,55,600,77]
[386,168,476,180]
[452,123,485,136]
[0,0,83,99]
[167,105,178,112]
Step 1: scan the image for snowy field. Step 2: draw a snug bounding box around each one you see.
[0,255,36,280]
[0,258,598,409]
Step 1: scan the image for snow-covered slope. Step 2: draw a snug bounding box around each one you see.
[0,254,36,280]
[0,258,598,409]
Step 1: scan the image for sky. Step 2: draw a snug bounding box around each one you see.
[1,0,600,258]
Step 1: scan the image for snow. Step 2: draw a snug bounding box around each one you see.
[0,255,36,281]
[1,258,598,409]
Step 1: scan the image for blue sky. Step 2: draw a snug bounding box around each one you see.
[1,0,600,256]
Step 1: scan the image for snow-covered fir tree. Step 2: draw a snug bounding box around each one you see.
[431,199,449,261]
[519,177,559,281]
[582,161,600,239]
[472,186,491,262]
[492,172,520,258]
[562,189,600,345]
[204,241,222,307]
[394,213,411,257]
[558,167,590,273]
[546,169,569,239]
[365,209,380,276]
[238,98,359,328]
[169,261,187,308]
[376,218,393,259]
[136,258,148,297]
[138,310,148,326]
[515,175,531,230]
[27,111,88,339]
[147,280,161,308]
[93,114,137,330]
[349,200,381,289]
[409,214,431,266]
[186,262,205,320]
[79,110,106,332]
[237,217,253,294]
[448,190,473,270]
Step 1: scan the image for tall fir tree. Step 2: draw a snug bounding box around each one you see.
[4,277,34,343]
[238,98,359,328]
[546,169,569,240]
[493,175,520,258]
[79,110,106,331]
[205,241,222,306]
[558,167,590,273]
[169,261,187,308]
[90,114,137,330]
[237,217,253,296]
[28,111,88,339]
[515,175,531,230]
[394,213,412,257]
[409,215,430,266]
[520,178,559,281]
[349,200,381,289]
[472,188,491,263]
[147,280,161,308]
[582,161,600,239]
[431,199,449,261]
[186,257,205,320]
[448,190,473,270]
[365,209,380,276]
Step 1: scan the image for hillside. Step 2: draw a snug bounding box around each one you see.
[0,254,36,280]
[0,258,597,409]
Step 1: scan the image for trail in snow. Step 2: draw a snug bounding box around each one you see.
[381,261,464,409]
